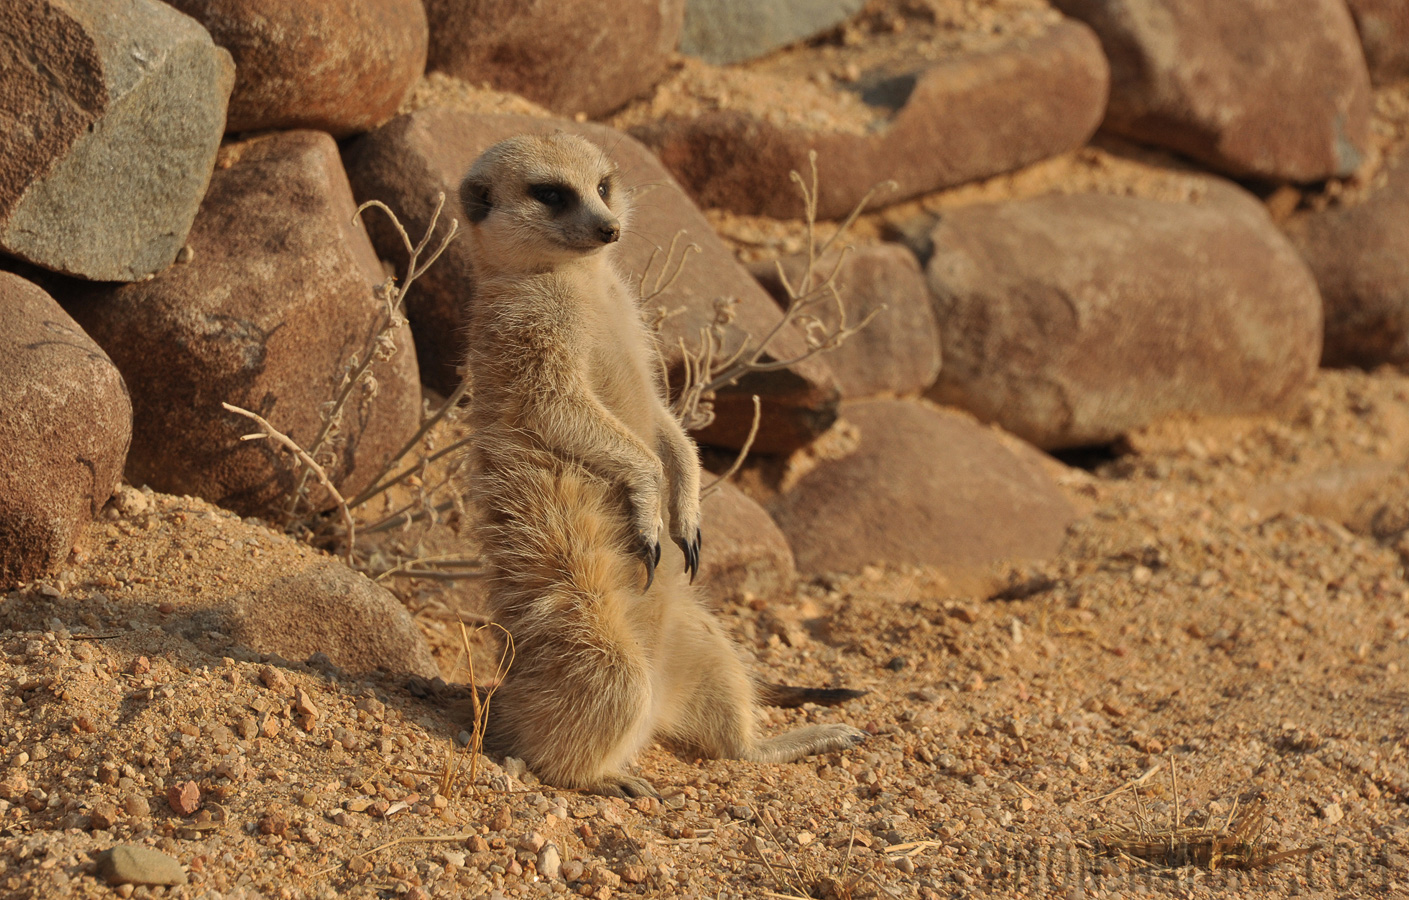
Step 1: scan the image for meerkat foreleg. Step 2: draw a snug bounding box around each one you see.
[655,413,703,580]
[526,383,668,585]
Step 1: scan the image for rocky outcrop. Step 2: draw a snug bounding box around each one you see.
[680,0,866,65]
[918,187,1323,449]
[697,482,797,604]
[629,20,1108,218]
[0,273,131,589]
[0,0,234,281]
[423,0,684,118]
[1285,149,1409,368]
[751,244,941,399]
[55,131,421,517]
[166,0,428,137]
[343,109,839,453]
[1345,0,1409,85]
[1053,0,1371,182]
[769,400,1075,580]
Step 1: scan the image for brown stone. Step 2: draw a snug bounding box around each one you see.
[343,110,839,453]
[1053,0,1371,182]
[0,0,234,281]
[54,131,420,517]
[166,781,201,817]
[630,20,1108,219]
[1346,0,1409,85]
[919,187,1323,449]
[423,0,683,118]
[0,273,130,590]
[697,482,796,605]
[1285,149,1409,368]
[166,0,427,137]
[750,244,940,399]
[768,400,1075,580]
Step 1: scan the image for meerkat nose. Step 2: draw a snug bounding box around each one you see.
[598,220,621,244]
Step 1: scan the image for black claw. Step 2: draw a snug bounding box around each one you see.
[638,538,658,590]
[675,527,702,583]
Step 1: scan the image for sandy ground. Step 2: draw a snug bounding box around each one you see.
[3,366,1409,900]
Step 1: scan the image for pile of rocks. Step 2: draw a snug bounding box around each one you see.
[2,0,1405,630]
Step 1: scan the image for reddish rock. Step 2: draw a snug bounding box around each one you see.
[166,0,427,137]
[1346,0,1409,85]
[919,187,1323,449]
[1053,0,1371,182]
[697,482,796,604]
[0,0,234,281]
[56,131,420,517]
[166,781,201,816]
[630,20,1108,219]
[0,273,131,590]
[343,110,839,453]
[1285,149,1409,368]
[680,0,867,65]
[768,400,1075,579]
[423,0,683,118]
[184,555,439,678]
[750,244,940,399]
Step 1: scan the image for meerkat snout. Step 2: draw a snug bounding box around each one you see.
[598,220,620,243]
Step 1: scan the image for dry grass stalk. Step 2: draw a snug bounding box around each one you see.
[438,619,514,800]
[1089,761,1318,872]
[745,809,871,900]
[222,402,357,564]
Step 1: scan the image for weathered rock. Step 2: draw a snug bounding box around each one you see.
[697,482,796,604]
[183,555,439,678]
[96,845,187,886]
[343,109,838,453]
[0,273,130,590]
[423,0,684,118]
[166,0,428,137]
[1346,0,1409,85]
[680,0,866,65]
[1052,0,1371,182]
[750,244,940,399]
[630,20,1108,219]
[917,188,1323,449]
[768,400,1075,579]
[1285,149,1409,368]
[55,131,420,517]
[0,0,234,281]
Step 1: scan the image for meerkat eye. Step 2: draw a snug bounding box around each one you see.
[597,179,612,200]
[528,183,574,210]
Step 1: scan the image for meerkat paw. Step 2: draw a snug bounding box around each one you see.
[635,532,661,590]
[589,773,660,799]
[673,526,701,583]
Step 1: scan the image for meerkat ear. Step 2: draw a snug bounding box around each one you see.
[461,178,493,224]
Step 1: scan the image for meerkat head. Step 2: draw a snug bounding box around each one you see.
[460,133,628,275]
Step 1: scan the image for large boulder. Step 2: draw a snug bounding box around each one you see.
[0,273,131,590]
[750,243,941,400]
[768,400,1075,581]
[697,482,796,605]
[1052,0,1371,182]
[625,19,1108,219]
[166,0,428,137]
[343,109,839,453]
[680,0,866,65]
[0,0,234,280]
[55,131,421,518]
[423,0,684,118]
[1285,149,1409,368]
[918,187,1323,449]
[1345,0,1409,85]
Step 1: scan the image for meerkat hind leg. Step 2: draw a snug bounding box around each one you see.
[653,593,867,765]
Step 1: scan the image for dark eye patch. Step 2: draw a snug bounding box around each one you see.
[528,182,577,211]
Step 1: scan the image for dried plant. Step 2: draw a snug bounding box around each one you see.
[1087,761,1318,872]
[655,151,893,471]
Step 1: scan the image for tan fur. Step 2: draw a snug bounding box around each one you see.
[458,133,865,797]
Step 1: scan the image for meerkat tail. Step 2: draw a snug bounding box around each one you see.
[756,683,869,709]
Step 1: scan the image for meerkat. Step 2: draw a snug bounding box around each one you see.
[457,132,866,798]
